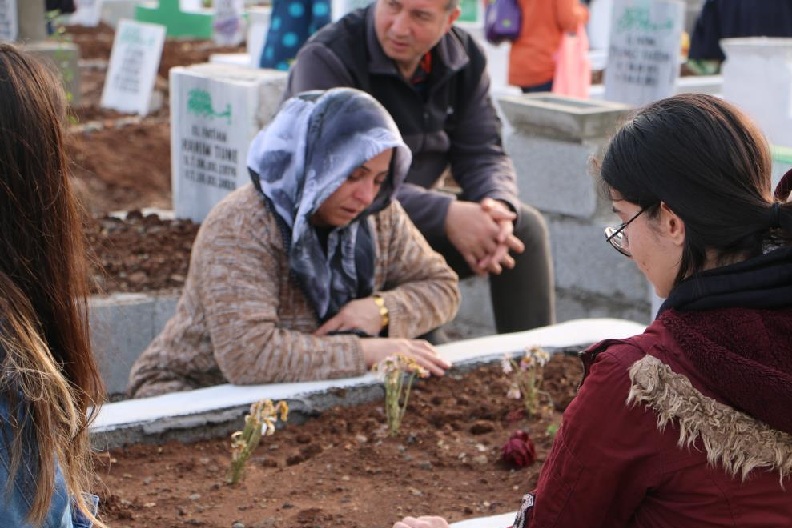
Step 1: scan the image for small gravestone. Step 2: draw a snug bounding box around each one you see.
[0,0,17,41]
[331,0,373,20]
[70,0,103,27]
[101,19,165,115]
[170,63,287,221]
[721,38,792,149]
[212,0,244,46]
[604,0,684,107]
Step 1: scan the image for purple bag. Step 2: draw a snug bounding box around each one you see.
[484,0,522,44]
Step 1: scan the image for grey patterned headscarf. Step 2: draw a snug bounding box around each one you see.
[247,88,411,321]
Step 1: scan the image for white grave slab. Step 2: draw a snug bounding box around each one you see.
[212,0,244,46]
[70,0,103,26]
[100,19,165,115]
[170,63,287,222]
[604,0,684,106]
[0,0,17,41]
[92,318,646,433]
[721,38,792,149]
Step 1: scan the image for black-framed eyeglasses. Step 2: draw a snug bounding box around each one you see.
[604,208,646,257]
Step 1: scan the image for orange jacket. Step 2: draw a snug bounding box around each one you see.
[507,0,588,88]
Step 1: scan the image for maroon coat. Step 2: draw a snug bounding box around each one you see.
[522,311,792,527]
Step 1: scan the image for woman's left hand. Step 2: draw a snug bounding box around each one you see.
[315,298,382,336]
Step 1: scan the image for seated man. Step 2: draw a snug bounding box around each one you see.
[128,89,456,398]
[283,0,555,334]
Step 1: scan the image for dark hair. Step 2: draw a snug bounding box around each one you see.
[0,44,105,525]
[600,93,792,286]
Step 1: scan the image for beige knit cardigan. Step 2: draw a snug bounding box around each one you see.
[128,184,459,398]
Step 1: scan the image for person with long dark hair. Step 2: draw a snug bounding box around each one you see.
[0,44,105,527]
[394,93,792,527]
[128,88,457,398]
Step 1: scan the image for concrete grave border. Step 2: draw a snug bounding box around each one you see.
[91,318,646,449]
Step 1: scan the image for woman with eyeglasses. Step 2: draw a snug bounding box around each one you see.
[394,93,792,528]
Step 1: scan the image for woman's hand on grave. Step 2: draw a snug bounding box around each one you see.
[360,339,450,376]
[393,516,450,528]
[315,298,383,337]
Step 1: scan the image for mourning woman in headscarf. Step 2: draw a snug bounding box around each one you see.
[128,88,458,398]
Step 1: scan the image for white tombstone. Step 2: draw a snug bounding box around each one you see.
[721,38,792,149]
[246,5,270,67]
[212,0,245,46]
[588,0,613,51]
[170,63,287,222]
[101,19,166,115]
[0,0,18,41]
[331,0,374,21]
[604,0,684,107]
[70,0,103,26]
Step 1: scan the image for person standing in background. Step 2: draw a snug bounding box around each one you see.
[259,0,332,70]
[508,0,588,93]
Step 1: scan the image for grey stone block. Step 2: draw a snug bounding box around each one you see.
[90,294,158,397]
[549,218,650,303]
[498,94,632,142]
[556,290,652,326]
[101,0,139,28]
[506,134,607,218]
[23,42,81,106]
[445,276,496,340]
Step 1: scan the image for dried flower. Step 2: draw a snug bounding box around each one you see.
[501,430,536,469]
[501,346,553,419]
[227,399,289,484]
[373,355,429,436]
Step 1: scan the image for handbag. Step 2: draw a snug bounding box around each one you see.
[551,23,591,99]
[484,0,522,44]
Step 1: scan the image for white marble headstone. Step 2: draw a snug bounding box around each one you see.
[100,19,165,115]
[721,38,792,149]
[603,0,684,107]
[0,0,17,42]
[213,0,244,46]
[170,63,287,222]
[70,0,103,27]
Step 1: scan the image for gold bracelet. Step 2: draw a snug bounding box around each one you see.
[372,294,389,330]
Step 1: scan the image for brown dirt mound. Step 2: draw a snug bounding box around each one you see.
[95,357,584,528]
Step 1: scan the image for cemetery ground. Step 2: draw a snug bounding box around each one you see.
[64,23,585,528]
[96,357,583,528]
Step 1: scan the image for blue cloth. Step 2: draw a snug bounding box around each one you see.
[246,88,411,321]
[0,397,94,527]
[259,0,332,70]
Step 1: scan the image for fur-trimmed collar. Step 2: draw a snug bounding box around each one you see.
[628,355,792,482]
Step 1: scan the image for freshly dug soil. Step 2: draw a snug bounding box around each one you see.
[64,23,589,528]
[94,356,584,528]
[63,23,242,293]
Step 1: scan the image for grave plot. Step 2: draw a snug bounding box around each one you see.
[65,22,241,292]
[95,355,583,528]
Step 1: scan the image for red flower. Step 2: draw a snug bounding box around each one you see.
[501,430,536,469]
